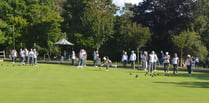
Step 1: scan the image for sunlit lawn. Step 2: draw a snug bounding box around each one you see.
[0,62,208,103]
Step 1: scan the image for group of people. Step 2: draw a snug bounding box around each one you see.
[72,49,116,71]
[161,51,194,76]
[72,49,101,67]
[121,50,194,76]
[71,49,194,75]
[121,50,137,69]
[8,47,195,75]
[121,50,159,72]
[10,48,39,66]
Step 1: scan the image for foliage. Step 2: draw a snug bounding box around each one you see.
[120,22,151,49]
[0,19,8,44]
[81,0,116,50]
[193,0,209,50]
[1,0,209,60]
[132,0,196,51]
[172,30,208,61]
[101,3,151,60]
[0,0,63,54]
[25,2,63,52]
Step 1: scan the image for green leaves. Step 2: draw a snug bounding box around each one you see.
[172,30,208,60]
[0,0,209,60]
[0,30,5,44]
[120,22,151,49]
[0,0,64,52]
[193,0,209,51]
[81,0,116,50]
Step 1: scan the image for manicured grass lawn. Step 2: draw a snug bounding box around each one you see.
[0,62,209,103]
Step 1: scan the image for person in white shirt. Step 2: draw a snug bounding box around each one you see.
[83,49,87,67]
[33,49,38,66]
[121,51,128,67]
[93,50,100,67]
[129,50,136,69]
[25,48,29,64]
[11,49,17,63]
[148,51,158,73]
[172,53,179,74]
[186,54,193,76]
[140,51,148,70]
[153,51,158,71]
[28,49,34,65]
[71,51,76,65]
[19,49,25,64]
[148,51,154,73]
[78,49,85,67]
[163,52,170,73]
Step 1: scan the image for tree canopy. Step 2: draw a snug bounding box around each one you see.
[172,30,208,65]
[0,0,209,61]
[81,0,116,50]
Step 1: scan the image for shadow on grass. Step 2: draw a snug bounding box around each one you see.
[169,73,209,81]
[125,68,209,81]
[154,81,209,88]
[154,73,209,88]
[87,69,104,72]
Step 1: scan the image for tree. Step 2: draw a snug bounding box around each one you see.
[102,3,151,60]
[132,0,196,51]
[81,0,116,50]
[24,0,63,54]
[193,0,209,50]
[0,0,28,49]
[61,0,86,51]
[172,30,208,66]
[0,0,64,54]
[120,22,151,49]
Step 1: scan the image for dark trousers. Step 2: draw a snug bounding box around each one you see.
[148,62,154,73]
[20,57,25,63]
[25,56,28,64]
[72,59,75,65]
[164,63,169,73]
[187,65,192,74]
[28,57,34,65]
[123,60,128,67]
[78,58,84,66]
[173,64,178,74]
